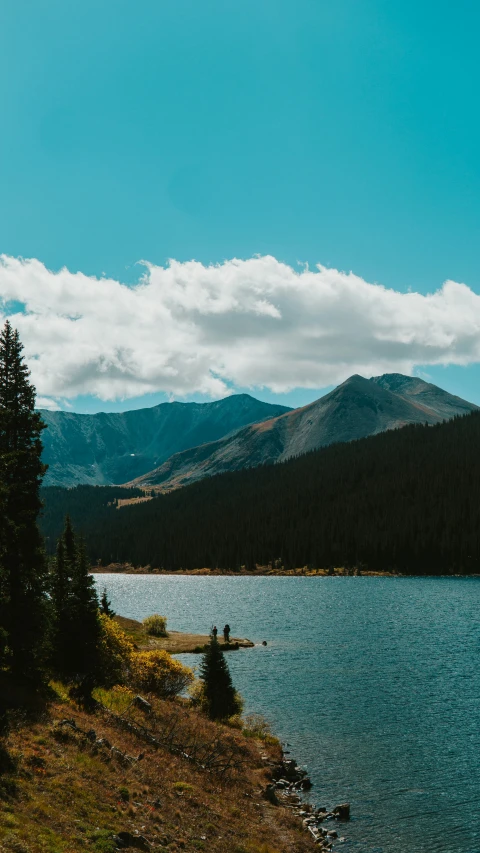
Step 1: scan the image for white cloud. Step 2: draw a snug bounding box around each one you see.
[36,396,62,411]
[1,253,480,405]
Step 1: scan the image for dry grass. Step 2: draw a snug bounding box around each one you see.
[116,497,153,509]
[0,688,315,853]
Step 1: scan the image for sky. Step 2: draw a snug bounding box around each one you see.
[1,0,480,412]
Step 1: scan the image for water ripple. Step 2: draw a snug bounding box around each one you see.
[96,575,480,853]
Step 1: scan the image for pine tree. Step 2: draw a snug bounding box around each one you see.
[0,320,49,684]
[50,517,101,684]
[99,587,115,617]
[199,634,241,720]
[50,535,69,674]
[69,540,101,678]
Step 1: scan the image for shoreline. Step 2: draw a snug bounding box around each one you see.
[116,614,350,847]
[115,614,255,653]
[94,565,403,577]
[93,566,480,578]
[267,750,350,849]
[117,614,348,848]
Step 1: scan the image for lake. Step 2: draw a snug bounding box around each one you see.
[94,575,480,853]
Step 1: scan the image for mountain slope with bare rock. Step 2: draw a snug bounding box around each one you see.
[127,374,477,490]
[40,394,291,486]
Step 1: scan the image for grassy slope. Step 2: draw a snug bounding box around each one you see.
[0,687,314,853]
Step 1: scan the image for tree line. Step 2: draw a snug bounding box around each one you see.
[0,321,108,701]
[0,320,239,723]
[41,407,480,575]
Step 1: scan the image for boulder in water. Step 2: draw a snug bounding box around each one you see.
[333,802,350,820]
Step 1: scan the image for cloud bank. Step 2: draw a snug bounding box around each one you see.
[1,254,480,407]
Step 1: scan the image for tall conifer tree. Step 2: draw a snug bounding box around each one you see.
[200,634,241,720]
[50,535,69,674]
[69,539,101,678]
[50,517,101,683]
[0,321,48,684]
[99,587,115,617]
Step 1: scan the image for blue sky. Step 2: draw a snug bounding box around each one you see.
[1,0,480,411]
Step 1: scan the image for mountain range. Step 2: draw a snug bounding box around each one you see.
[40,395,290,486]
[126,373,478,490]
[40,373,477,488]
[40,406,480,574]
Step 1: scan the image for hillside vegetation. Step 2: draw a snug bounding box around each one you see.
[41,411,480,574]
[0,322,314,853]
[0,680,315,853]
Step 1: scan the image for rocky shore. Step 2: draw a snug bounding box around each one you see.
[262,750,350,849]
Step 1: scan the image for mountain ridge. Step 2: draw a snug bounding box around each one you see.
[126,373,478,490]
[40,394,291,486]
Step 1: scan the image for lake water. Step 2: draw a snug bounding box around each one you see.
[94,575,480,853]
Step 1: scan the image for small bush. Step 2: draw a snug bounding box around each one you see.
[93,685,135,714]
[172,781,194,794]
[188,679,205,707]
[89,829,118,853]
[49,680,70,702]
[97,615,135,685]
[142,614,168,637]
[242,714,272,740]
[130,650,193,698]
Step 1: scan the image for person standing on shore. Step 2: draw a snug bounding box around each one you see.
[212,626,218,639]
[223,624,230,642]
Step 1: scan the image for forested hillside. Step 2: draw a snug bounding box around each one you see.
[40,485,144,553]
[41,412,480,574]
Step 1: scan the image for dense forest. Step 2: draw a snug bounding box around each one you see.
[40,411,480,575]
[40,485,145,554]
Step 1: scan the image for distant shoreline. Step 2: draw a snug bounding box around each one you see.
[92,565,480,578]
[92,565,399,577]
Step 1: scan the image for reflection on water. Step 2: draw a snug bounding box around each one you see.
[94,575,480,853]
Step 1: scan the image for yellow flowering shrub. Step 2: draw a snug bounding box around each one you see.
[130,650,194,698]
[96,616,193,699]
[98,614,136,685]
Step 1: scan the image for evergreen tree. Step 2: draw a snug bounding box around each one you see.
[199,634,241,720]
[0,320,49,684]
[50,517,101,684]
[99,587,115,617]
[50,535,69,674]
[69,540,101,678]
[63,514,76,568]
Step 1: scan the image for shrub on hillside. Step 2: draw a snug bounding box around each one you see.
[142,614,168,637]
[130,650,193,698]
[98,614,135,685]
[93,685,135,714]
[242,713,272,740]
